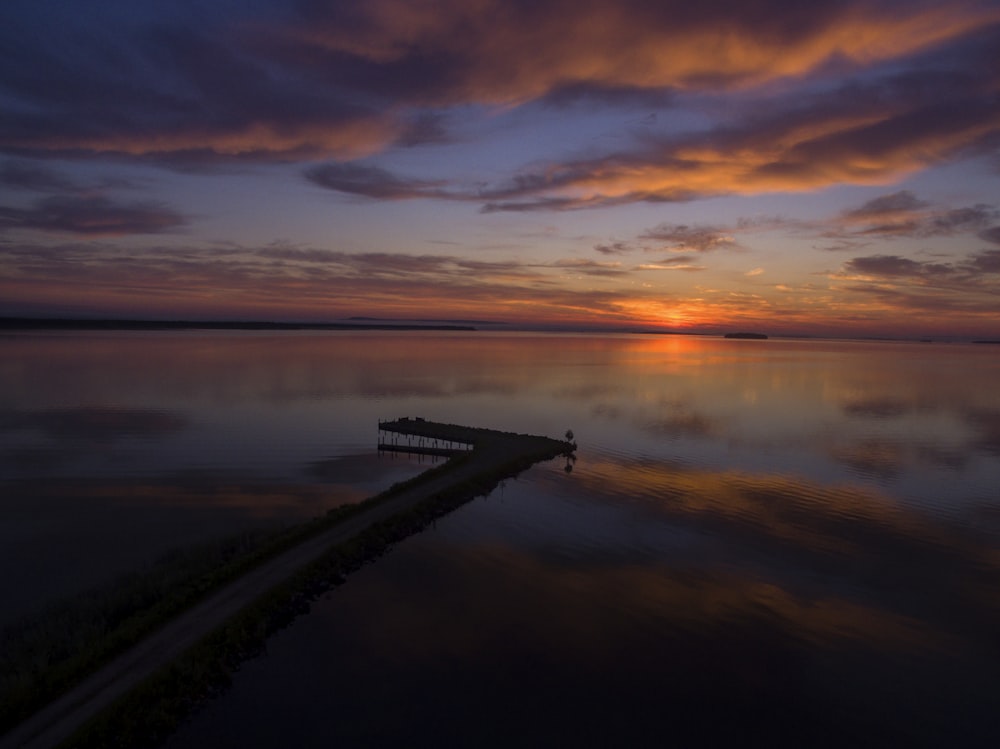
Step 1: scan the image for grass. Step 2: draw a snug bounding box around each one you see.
[2,424,573,746]
[0,451,473,738]
[64,443,566,748]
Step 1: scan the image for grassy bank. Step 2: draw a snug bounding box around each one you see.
[64,441,568,748]
[0,452,473,738]
[2,423,573,747]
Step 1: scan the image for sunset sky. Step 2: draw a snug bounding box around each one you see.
[2,0,999,338]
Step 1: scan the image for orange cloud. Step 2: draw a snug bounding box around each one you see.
[483,98,1000,209]
[288,0,1000,103]
[36,119,400,163]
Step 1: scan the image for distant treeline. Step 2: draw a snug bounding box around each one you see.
[0,318,475,332]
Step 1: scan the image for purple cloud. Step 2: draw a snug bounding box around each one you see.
[305,163,452,200]
[641,224,738,253]
[0,195,186,236]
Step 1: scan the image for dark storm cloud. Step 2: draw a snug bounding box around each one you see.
[0,195,186,236]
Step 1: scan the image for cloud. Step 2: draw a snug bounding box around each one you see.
[845,248,1000,280]
[305,163,451,199]
[980,226,1000,245]
[539,82,676,110]
[845,255,925,277]
[0,195,186,236]
[2,0,997,182]
[0,13,400,163]
[831,246,1000,330]
[836,191,998,238]
[594,241,633,256]
[0,239,659,324]
[279,0,1000,103]
[641,224,739,252]
[552,258,627,277]
[636,256,706,272]
[969,250,1000,273]
[0,160,79,192]
[462,22,1000,211]
[844,254,959,278]
[842,190,930,221]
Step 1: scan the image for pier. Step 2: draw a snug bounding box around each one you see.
[378,418,474,457]
[2,419,575,749]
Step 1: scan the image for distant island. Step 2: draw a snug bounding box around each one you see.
[724,332,768,340]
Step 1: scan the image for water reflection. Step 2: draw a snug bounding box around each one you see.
[557,456,999,638]
[167,454,999,747]
[2,331,999,744]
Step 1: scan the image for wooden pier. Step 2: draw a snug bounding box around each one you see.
[378,417,474,457]
[377,417,573,463]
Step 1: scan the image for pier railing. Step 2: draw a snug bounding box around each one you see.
[378,417,474,458]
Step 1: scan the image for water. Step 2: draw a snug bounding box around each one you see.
[2,331,999,746]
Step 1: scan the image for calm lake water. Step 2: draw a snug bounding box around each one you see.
[3,331,999,746]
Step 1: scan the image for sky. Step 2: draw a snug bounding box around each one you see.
[1,0,999,338]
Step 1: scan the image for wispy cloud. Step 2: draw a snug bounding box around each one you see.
[477,60,1000,210]
[594,241,633,256]
[0,195,186,236]
[641,224,740,253]
[835,190,998,238]
[0,240,655,323]
[2,0,996,187]
[844,249,1000,280]
[304,163,452,200]
[277,0,1000,103]
[0,160,80,192]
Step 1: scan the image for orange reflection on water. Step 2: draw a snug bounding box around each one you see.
[566,453,999,652]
